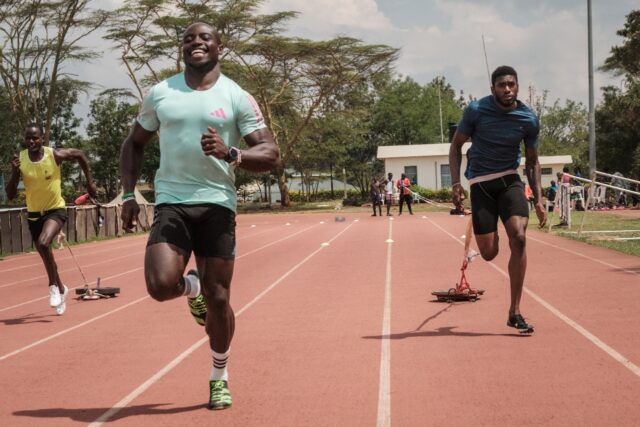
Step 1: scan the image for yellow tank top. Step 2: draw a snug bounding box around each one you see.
[19,146,66,213]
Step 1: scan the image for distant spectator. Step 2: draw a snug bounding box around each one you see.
[547,180,557,212]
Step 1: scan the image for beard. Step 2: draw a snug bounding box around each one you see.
[495,94,517,109]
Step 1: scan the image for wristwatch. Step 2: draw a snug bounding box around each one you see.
[224,147,241,165]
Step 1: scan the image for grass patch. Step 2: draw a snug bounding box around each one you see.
[529,210,640,257]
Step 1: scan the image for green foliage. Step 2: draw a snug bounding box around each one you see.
[538,98,589,172]
[85,90,138,200]
[0,0,108,140]
[371,76,463,146]
[596,9,640,178]
[595,82,640,176]
[600,10,640,78]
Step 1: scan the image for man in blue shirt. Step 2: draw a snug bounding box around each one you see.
[449,66,546,334]
[120,22,280,409]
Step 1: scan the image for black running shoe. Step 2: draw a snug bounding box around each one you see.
[507,313,534,334]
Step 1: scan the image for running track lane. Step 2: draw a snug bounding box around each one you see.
[1,212,639,425]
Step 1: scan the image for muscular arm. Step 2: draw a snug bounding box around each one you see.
[5,154,20,200]
[448,130,469,208]
[120,122,156,193]
[524,146,547,226]
[54,148,97,197]
[238,127,280,173]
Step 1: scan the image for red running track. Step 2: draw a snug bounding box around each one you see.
[1,212,639,426]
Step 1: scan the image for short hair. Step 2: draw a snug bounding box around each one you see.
[491,65,518,86]
[551,180,556,186]
[25,122,44,134]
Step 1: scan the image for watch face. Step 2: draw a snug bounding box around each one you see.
[229,147,237,160]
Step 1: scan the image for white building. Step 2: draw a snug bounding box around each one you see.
[377,143,572,189]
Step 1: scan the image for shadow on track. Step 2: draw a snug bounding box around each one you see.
[13,403,209,423]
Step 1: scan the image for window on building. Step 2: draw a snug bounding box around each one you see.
[404,166,418,185]
[541,167,553,175]
[440,164,452,187]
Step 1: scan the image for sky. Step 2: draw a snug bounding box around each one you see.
[72,0,637,128]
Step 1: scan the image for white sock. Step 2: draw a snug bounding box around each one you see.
[210,349,230,381]
[183,274,201,299]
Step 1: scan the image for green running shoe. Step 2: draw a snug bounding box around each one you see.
[187,270,206,326]
[208,380,232,410]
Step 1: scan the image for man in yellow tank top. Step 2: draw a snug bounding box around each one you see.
[5,123,97,315]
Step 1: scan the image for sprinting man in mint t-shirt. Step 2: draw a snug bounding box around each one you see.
[449,65,546,335]
[119,22,280,410]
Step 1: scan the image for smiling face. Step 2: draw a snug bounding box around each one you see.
[491,75,519,109]
[182,23,223,70]
[24,126,43,154]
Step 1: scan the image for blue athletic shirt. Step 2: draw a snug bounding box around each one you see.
[457,95,539,180]
[136,72,266,212]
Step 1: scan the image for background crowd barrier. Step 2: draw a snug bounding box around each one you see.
[0,204,155,255]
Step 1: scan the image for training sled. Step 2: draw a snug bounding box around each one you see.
[431,257,485,302]
[75,278,120,300]
[432,216,485,302]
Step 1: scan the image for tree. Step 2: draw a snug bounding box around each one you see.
[597,9,640,177]
[104,0,399,206]
[0,0,108,143]
[370,76,463,146]
[85,90,138,200]
[600,10,640,79]
[537,98,589,172]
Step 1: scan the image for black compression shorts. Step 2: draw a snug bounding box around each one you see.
[147,203,236,258]
[27,209,67,242]
[470,174,529,235]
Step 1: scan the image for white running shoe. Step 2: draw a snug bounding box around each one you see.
[55,285,69,315]
[466,249,479,263]
[49,285,62,307]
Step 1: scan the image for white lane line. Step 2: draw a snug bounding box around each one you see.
[0,267,143,314]
[377,221,393,427]
[0,296,150,362]
[527,234,639,277]
[426,217,640,378]
[0,224,320,311]
[0,250,145,290]
[0,240,144,274]
[89,222,356,426]
[1,224,325,359]
[239,223,321,258]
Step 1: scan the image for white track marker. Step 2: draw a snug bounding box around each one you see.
[427,217,640,378]
[251,224,256,228]
[321,242,329,247]
[89,223,357,426]
[377,220,393,427]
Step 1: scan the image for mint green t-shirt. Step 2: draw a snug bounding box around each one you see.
[136,73,266,211]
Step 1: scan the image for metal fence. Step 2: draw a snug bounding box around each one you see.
[0,204,155,255]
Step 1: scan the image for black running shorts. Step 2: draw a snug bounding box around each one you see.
[147,204,236,258]
[27,209,67,242]
[470,174,529,235]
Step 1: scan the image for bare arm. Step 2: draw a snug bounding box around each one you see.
[448,130,469,209]
[524,146,547,227]
[120,122,156,193]
[54,148,98,198]
[5,153,20,200]
[119,122,156,230]
[239,128,280,172]
[201,126,280,172]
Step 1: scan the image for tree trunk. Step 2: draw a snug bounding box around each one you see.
[277,169,290,207]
